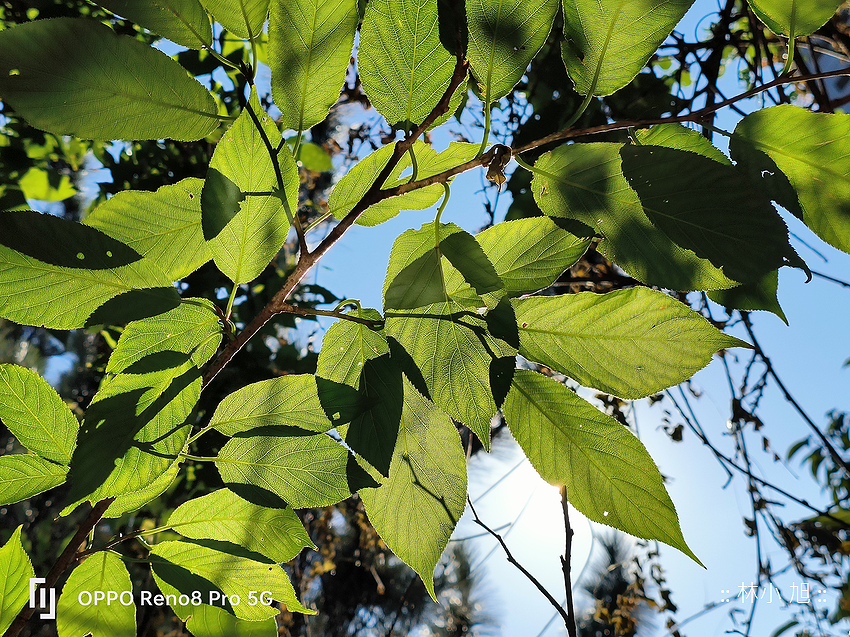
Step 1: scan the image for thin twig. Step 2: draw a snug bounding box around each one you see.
[559,486,578,637]
[741,313,850,478]
[513,68,850,154]
[467,497,570,627]
[277,303,383,327]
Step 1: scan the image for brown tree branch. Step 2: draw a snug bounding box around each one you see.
[201,50,469,389]
[3,498,114,637]
[513,68,850,154]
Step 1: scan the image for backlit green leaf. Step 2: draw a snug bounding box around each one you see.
[65,362,200,516]
[0,364,79,464]
[57,552,135,637]
[316,309,389,388]
[330,142,477,227]
[18,168,76,202]
[0,455,67,506]
[202,89,299,284]
[210,375,334,436]
[84,179,213,281]
[459,217,590,297]
[0,236,180,330]
[731,106,850,255]
[561,0,694,96]
[167,489,315,563]
[150,540,312,621]
[385,300,517,448]
[635,123,731,165]
[216,432,370,508]
[344,355,404,476]
[359,0,461,128]
[0,526,34,635]
[198,0,269,38]
[467,0,558,102]
[106,299,222,374]
[186,605,277,637]
[296,142,334,172]
[269,0,358,132]
[532,142,736,290]
[513,288,748,399]
[101,457,184,518]
[360,380,466,599]
[0,18,219,141]
[620,145,806,282]
[708,270,788,324]
[748,0,841,38]
[96,0,213,49]
[0,210,141,270]
[504,370,700,564]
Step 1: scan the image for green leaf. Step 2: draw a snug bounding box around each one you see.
[202,89,299,284]
[167,489,315,563]
[0,234,180,330]
[316,309,389,388]
[186,605,277,637]
[384,221,504,311]
[749,0,841,37]
[708,270,788,324]
[504,370,700,563]
[731,106,850,255]
[95,0,213,49]
[198,0,269,39]
[532,142,736,290]
[84,288,182,328]
[296,142,333,172]
[0,364,79,464]
[385,300,517,448]
[464,217,591,297]
[18,167,77,202]
[65,362,200,515]
[635,123,731,166]
[84,179,213,281]
[620,145,806,283]
[359,0,461,128]
[269,0,358,132]
[0,526,34,635]
[57,552,135,637]
[216,431,372,508]
[344,355,404,476]
[0,18,219,141]
[360,379,466,599]
[210,374,335,436]
[467,0,558,102]
[561,0,694,96]
[513,288,749,399]
[150,540,313,621]
[106,299,222,374]
[330,142,477,227]
[102,457,184,518]
[0,210,141,270]
[383,222,460,310]
[0,455,67,506]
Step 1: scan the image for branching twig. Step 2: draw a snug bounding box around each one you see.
[741,312,850,478]
[467,497,571,628]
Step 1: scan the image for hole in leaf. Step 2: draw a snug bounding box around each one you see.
[106,250,112,257]
[76,252,85,260]
[8,69,19,76]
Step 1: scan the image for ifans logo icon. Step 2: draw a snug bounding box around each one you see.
[29,578,55,620]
